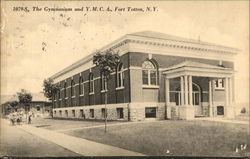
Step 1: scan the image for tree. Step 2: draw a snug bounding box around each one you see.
[93,50,120,132]
[17,89,32,112]
[43,78,60,101]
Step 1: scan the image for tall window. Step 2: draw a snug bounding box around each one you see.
[64,82,67,99]
[142,60,157,85]
[89,73,94,94]
[79,77,84,95]
[71,80,75,97]
[116,63,124,88]
[101,72,107,91]
[58,85,61,99]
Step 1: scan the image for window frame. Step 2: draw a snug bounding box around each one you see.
[101,108,106,118]
[64,83,67,99]
[79,77,84,96]
[71,80,76,98]
[116,108,124,119]
[89,73,94,94]
[145,107,157,118]
[101,72,108,92]
[142,60,158,87]
[90,109,94,118]
[72,110,76,117]
[116,63,124,89]
[214,78,225,90]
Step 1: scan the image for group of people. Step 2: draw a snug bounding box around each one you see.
[8,110,34,125]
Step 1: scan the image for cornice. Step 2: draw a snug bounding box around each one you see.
[50,33,239,81]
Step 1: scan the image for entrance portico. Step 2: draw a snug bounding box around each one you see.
[163,61,235,120]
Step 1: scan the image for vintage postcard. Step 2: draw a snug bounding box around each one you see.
[1,0,249,158]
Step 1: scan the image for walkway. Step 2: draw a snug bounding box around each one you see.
[193,117,249,125]
[17,121,145,156]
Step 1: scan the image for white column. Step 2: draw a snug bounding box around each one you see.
[165,78,170,105]
[180,76,184,106]
[189,76,193,105]
[209,80,213,117]
[225,77,229,106]
[229,77,233,105]
[232,76,235,103]
[184,75,188,105]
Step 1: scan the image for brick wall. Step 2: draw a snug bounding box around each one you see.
[53,53,130,108]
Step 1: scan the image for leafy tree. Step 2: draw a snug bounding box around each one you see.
[43,78,60,101]
[93,50,120,132]
[17,89,32,111]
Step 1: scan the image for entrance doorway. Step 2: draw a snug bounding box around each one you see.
[174,83,201,106]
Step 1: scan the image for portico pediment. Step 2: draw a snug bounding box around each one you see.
[162,61,234,79]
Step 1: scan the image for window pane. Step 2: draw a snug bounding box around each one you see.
[90,81,93,93]
[145,108,156,118]
[142,70,148,85]
[117,73,121,87]
[150,71,157,85]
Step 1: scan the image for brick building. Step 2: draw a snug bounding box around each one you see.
[50,31,239,121]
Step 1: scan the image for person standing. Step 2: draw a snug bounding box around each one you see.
[28,111,32,124]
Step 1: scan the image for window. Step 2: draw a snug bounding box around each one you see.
[217,106,224,115]
[116,63,124,88]
[145,107,156,118]
[71,80,75,97]
[215,79,224,90]
[117,108,124,119]
[64,82,67,99]
[142,60,157,85]
[72,110,75,117]
[90,109,94,118]
[101,73,107,91]
[58,85,61,99]
[80,109,84,118]
[65,110,68,117]
[101,108,106,118]
[59,110,62,116]
[79,77,84,95]
[37,106,40,111]
[54,111,56,115]
[89,73,94,94]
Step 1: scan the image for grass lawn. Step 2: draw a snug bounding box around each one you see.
[30,117,122,131]
[65,120,249,157]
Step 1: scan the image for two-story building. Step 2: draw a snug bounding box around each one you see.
[50,31,239,121]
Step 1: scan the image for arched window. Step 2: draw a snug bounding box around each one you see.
[64,82,67,99]
[89,73,94,94]
[79,77,84,95]
[71,80,75,97]
[116,63,124,88]
[142,60,157,85]
[101,72,107,91]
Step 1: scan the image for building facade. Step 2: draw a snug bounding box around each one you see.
[51,31,239,121]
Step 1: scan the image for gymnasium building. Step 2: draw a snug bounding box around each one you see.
[50,31,239,121]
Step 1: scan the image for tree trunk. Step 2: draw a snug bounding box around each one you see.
[104,76,108,133]
[105,91,107,132]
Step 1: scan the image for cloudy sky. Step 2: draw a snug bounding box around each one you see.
[1,1,249,103]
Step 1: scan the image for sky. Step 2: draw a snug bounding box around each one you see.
[1,1,249,104]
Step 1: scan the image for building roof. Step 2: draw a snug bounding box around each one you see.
[128,31,238,50]
[164,60,232,71]
[50,31,239,80]
[162,60,234,78]
[0,92,48,104]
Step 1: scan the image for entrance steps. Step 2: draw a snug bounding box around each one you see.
[195,115,206,118]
